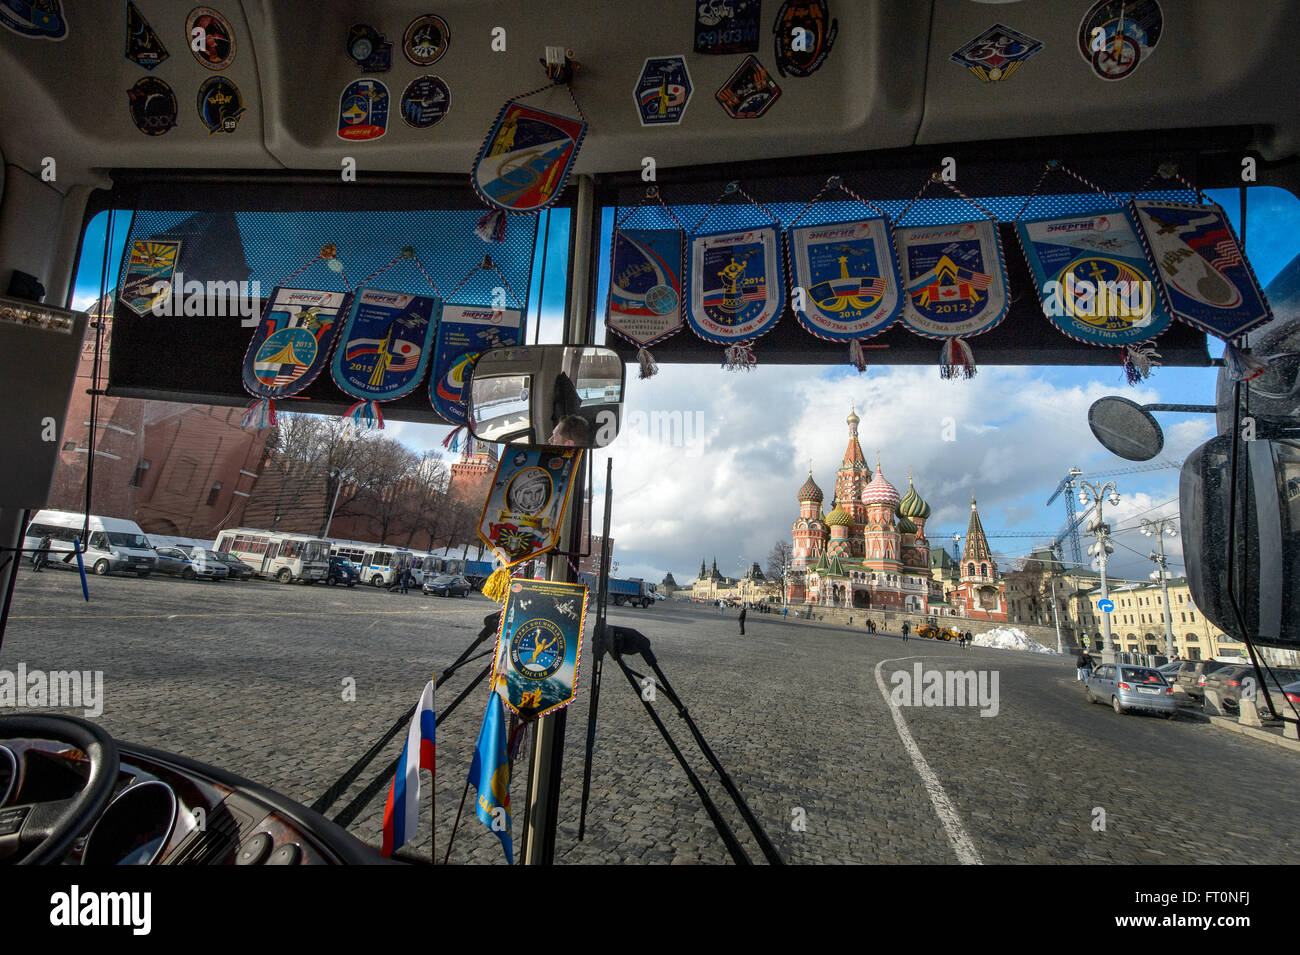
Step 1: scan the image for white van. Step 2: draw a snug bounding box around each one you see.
[23,509,158,577]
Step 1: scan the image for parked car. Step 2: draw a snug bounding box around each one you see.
[1173,660,1231,701]
[327,557,359,587]
[1203,665,1300,716]
[212,551,256,580]
[423,574,471,598]
[1085,664,1177,718]
[177,545,254,581]
[152,546,229,581]
[1156,661,1184,684]
[1281,680,1300,709]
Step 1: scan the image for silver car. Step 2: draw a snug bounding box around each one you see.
[1086,664,1177,718]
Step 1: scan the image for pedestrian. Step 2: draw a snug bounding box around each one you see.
[738,605,747,636]
[902,620,909,642]
[965,630,973,649]
[399,567,411,595]
[1076,649,1092,681]
[32,533,52,572]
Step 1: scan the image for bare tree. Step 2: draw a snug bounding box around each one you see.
[402,451,454,548]
[349,436,421,544]
[767,541,793,579]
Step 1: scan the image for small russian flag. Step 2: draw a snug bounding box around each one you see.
[381,681,436,857]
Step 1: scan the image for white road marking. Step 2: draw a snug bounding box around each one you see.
[874,656,983,865]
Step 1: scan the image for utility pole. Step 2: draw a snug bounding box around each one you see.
[323,471,344,539]
[1079,480,1120,665]
[1141,516,1178,660]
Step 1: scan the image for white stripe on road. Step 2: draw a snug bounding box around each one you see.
[874,656,983,865]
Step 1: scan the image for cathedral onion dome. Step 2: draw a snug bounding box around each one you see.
[896,513,917,535]
[826,503,852,526]
[861,464,899,507]
[897,476,932,520]
[798,474,824,503]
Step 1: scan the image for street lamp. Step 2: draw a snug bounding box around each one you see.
[1079,479,1120,664]
[1141,516,1178,660]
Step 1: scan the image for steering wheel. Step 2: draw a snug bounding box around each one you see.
[0,714,120,865]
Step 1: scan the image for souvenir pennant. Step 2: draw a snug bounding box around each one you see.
[607,228,684,370]
[687,226,784,346]
[772,0,838,77]
[478,448,584,571]
[429,304,525,425]
[1129,199,1272,340]
[331,289,440,405]
[242,288,348,400]
[1018,208,1172,346]
[896,219,1009,341]
[125,1,167,69]
[788,218,903,341]
[472,101,586,214]
[492,577,589,720]
[120,240,181,316]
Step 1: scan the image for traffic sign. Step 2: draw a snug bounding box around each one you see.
[1098,598,1115,613]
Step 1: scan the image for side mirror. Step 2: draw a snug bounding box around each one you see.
[466,345,625,448]
[1088,396,1164,461]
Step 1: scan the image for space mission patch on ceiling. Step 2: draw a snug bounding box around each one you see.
[196,75,245,134]
[772,0,838,77]
[403,13,450,66]
[694,0,761,54]
[346,23,392,72]
[125,1,167,69]
[1078,0,1162,80]
[715,55,781,118]
[127,76,177,136]
[635,57,692,126]
[950,23,1043,83]
[338,78,389,141]
[400,75,450,129]
[186,6,236,71]
[0,0,66,39]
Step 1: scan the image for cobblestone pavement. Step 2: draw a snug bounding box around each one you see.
[4,571,1298,864]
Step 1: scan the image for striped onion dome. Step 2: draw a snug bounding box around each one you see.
[896,513,917,535]
[897,476,932,520]
[861,463,899,507]
[798,474,824,503]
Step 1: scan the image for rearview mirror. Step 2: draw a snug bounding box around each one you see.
[466,345,625,448]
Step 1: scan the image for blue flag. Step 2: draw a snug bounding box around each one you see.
[468,693,514,864]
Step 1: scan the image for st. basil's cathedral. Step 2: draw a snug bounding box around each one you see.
[786,407,1007,621]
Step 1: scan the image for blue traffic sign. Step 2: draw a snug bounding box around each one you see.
[1098,598,1115,613]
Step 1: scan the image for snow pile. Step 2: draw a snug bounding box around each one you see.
[972,626,1055,655]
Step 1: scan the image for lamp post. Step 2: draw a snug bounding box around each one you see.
[1141,516,1178,660]
[323,470,344,539]
[1079,480,1120,664]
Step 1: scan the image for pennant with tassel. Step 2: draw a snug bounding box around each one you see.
[481,565,512,604]
[1223,342,1269,383]
[1122,342,1161,384]
[849,339,868,374]
[722,342,757,371]
[939,338,977,380]
[344,400,384,432]
[241,398,276,429]
[606,188,687,380]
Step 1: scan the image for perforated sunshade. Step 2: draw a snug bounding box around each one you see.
[100,174,540,424]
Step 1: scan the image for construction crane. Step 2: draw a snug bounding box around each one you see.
[1045,461,1179,568]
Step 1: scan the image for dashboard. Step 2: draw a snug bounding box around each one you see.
[0,737,388,865]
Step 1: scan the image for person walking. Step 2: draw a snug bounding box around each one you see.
[1076,649,1092,681]
[965,630,973,650]
[32,533,52,572]
[399,567,411,595]
[738,606,747,636]
[901,620,909,642]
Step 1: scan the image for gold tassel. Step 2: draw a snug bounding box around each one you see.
[481,567,512,603]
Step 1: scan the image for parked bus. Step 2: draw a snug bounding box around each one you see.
[213,528,331,584]
[23,509,157,577]
[357,546,414,588]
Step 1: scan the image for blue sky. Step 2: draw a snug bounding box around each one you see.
[71,187,1300,586]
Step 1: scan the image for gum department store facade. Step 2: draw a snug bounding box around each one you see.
[786,408,1007,621]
